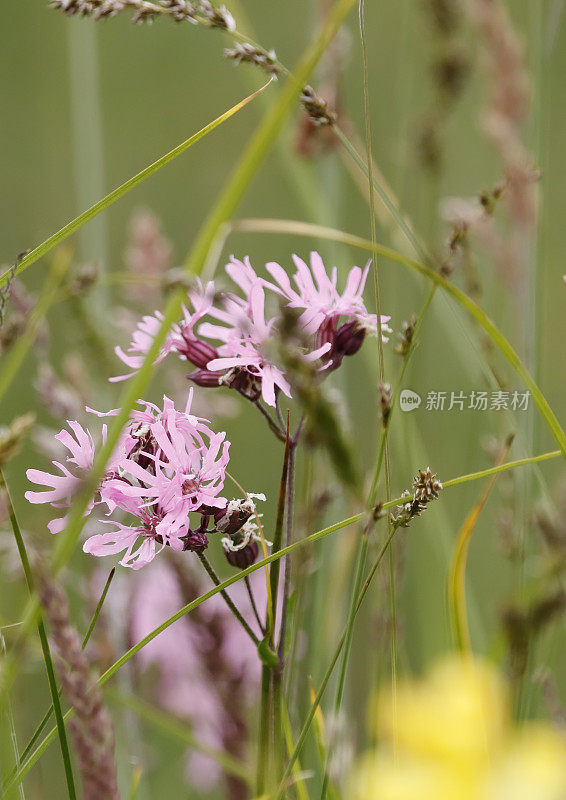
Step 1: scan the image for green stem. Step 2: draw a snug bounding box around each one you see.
[2,474,76,800]
[265,426,291,786]
[276,524,401,798]
[6,447,561,793]
[197,553,260,646]
[256,666,272,794]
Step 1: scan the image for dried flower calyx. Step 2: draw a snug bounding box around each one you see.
[391,467,443,527]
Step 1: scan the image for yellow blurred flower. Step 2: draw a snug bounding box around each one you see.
[350,655,566,800]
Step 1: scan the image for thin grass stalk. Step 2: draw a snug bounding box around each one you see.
[15,569,115,773]
[281,700,310,800]
[1,474,77,800]
[276,524,401,798]
[333,126,429,263]
[448,436,513,651]
[126,766,142,800]
[277,439,297,665]
[368,285,437,504]
[360,0,397,772]
[0,85,269,289]
[0,633,25,800]
[262,422,291,790]
[6,448,563,791]
[256,666,272,794]
[197,553,260,646]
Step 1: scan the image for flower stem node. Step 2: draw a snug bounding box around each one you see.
[257,637,279,669]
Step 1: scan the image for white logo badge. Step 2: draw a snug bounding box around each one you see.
[400,389,422,412]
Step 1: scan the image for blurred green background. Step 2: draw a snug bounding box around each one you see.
[1,0,565,796]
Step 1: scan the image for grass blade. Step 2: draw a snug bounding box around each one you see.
[0,82,272,288]
[15,568,115,770]
[1,474,76,800]
[448,436,514,651]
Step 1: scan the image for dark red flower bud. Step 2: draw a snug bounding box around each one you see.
[333,320,366,357]
[316,316,336,350]
[226,367,262,401]
[180,337,218,368]
[225,539,258,569]
[187,368,224,388]
[182,531,209,553]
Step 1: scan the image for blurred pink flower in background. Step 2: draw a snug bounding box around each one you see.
[99,558,264,795]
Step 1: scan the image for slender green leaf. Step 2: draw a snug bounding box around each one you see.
[448,438,512,652]
[1,475,76,800]
[0,83,272,289]
[16,568,115,769]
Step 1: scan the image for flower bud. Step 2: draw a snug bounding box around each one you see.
[180,337,218,369]
[225,539,258,569]
[333,320,366,357]
[187,368,224,388]
[182,530,209,553]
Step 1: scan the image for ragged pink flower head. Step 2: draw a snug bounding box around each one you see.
[112,251,390,407]
[111,281,217,382]
[25,421,100,534]
[26,391,233,569]
[266,250,391,338]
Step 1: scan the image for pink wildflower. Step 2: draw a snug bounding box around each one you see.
[25,420,99,534]
[111,251,389,408]
[26,392,234,569]
[111,281,216,382]
[266,250,391,338]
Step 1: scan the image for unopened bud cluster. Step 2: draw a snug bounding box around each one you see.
[391,467,443,527]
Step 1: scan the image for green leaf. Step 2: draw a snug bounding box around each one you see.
[2,473,76,800]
